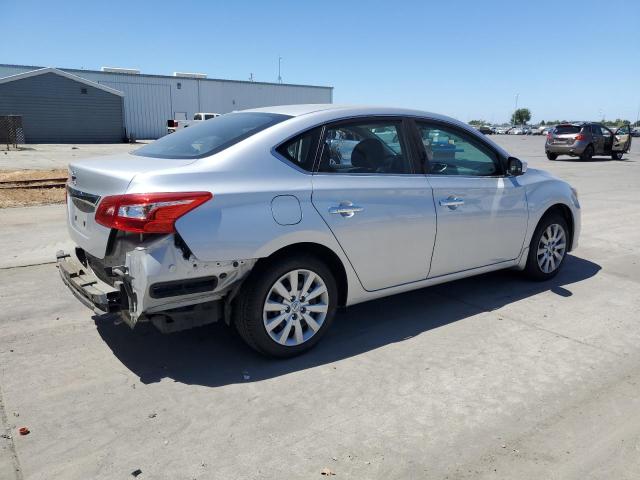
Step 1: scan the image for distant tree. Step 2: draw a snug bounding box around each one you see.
[540,120,546,126]
[468,119,487,126]
[511,108,531,125]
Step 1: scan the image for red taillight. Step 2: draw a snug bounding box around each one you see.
[546,132,552,140]
[167,120,177,128]
[95,192,212,233]
[575,133,585,141]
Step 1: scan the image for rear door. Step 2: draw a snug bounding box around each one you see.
[590,125,606,154]
[311,118,437,291]
[613,125,632,152]
[413,120,528,278]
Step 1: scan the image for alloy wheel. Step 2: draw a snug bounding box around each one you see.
[262,269,329,346]
[536,224,567,274]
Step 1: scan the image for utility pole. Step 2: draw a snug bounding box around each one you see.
[249,73,254,82]
[277,56,282,84]
[514,93,519,126]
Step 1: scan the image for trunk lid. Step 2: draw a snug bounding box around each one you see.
[67,153,198,258]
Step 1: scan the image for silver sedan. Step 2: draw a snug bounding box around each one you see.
[58,105,581,357]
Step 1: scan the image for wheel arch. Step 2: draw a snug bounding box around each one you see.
[539,203,575,252]
[255,242,349,307]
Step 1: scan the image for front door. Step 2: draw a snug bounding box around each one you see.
[311,118,437,291]
[413,120,528,277]
[613,125,632,152]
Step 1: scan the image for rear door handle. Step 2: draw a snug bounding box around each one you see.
[329,203,364,218]
[439,197,465,208]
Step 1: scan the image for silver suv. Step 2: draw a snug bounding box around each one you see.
[545,122,632,161]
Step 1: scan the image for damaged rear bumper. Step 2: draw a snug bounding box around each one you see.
[56,251,124,313]
[56,234,257,332]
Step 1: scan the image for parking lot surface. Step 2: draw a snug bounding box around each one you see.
[1,135,639,479]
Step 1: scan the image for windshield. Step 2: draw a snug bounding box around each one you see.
[134,112,290,159]
[554,125,581,135]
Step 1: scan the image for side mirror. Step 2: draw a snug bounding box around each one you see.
[507,157,527,176]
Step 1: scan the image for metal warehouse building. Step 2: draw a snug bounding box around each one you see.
[0,64,333,142]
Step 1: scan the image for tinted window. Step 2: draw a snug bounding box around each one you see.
[276,128,321,171]
[204,114,217,120]
[600,126,612,137]
[416,122,499,176]
[554,125,581,135]
[318,121,411,174]
[194,114,203,121]
[134,112,290,159]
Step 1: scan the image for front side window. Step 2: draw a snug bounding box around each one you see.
[194,114,203,121]
[317,121,411,174]
[204,114,217,120]
[134,112,290,159]
[416,122,499,176]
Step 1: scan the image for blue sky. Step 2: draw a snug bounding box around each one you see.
[2,0,639,123]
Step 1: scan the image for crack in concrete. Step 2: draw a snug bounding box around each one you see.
[0,261,56,271]
[430,290,627,359]
[0,381,23,480]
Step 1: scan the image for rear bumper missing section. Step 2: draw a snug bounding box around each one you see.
[56,251,123,314]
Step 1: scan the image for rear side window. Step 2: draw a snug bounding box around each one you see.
[276,128,321,171]
[134,112,290,159]
[317,121,412,174]
[554,125,581,135]
[194,114,203,120]
[204,114,217,120]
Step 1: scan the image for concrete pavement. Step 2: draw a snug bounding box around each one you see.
[1,136,639,479]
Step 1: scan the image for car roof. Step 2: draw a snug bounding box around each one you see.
[241,104,461,124]
[240,104,511,160]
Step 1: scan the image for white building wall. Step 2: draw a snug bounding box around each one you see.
[0,64,333,139]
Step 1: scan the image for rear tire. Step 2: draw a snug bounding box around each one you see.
[612,151,623,160]
[233,254,338,358]
[580,144,594,161]
[524,213,569,281]
[546,152,558,160]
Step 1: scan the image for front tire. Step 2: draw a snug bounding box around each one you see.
[233,255,338,358]
[546,152,558,160]
[612,151,623,160]
[580,144,594,161]
[524,213,569,280]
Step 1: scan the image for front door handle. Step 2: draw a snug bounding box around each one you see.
[439,197,465,208]
[328,203,364,218]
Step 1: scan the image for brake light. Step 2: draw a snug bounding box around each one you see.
[546,132,552,140]
[95,192,212,233]
[167,120,177,128]
[575,133,585,141]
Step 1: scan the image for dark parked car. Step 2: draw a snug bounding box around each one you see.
[476,125,493,135]
[545,123,632,161]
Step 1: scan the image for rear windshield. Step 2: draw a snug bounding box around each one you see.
[134,112,290,159]
[554,125,581,135]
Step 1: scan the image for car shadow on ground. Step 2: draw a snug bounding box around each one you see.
[94,255,601,388]
[552,156,633,163]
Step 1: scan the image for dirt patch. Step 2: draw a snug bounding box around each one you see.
[0,169,67,208]
[0,169,67,182]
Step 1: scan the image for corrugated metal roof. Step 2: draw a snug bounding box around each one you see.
[0,63,332,90]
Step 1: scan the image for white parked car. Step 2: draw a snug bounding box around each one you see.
[58,105,581,357]
[167,112,220,134]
